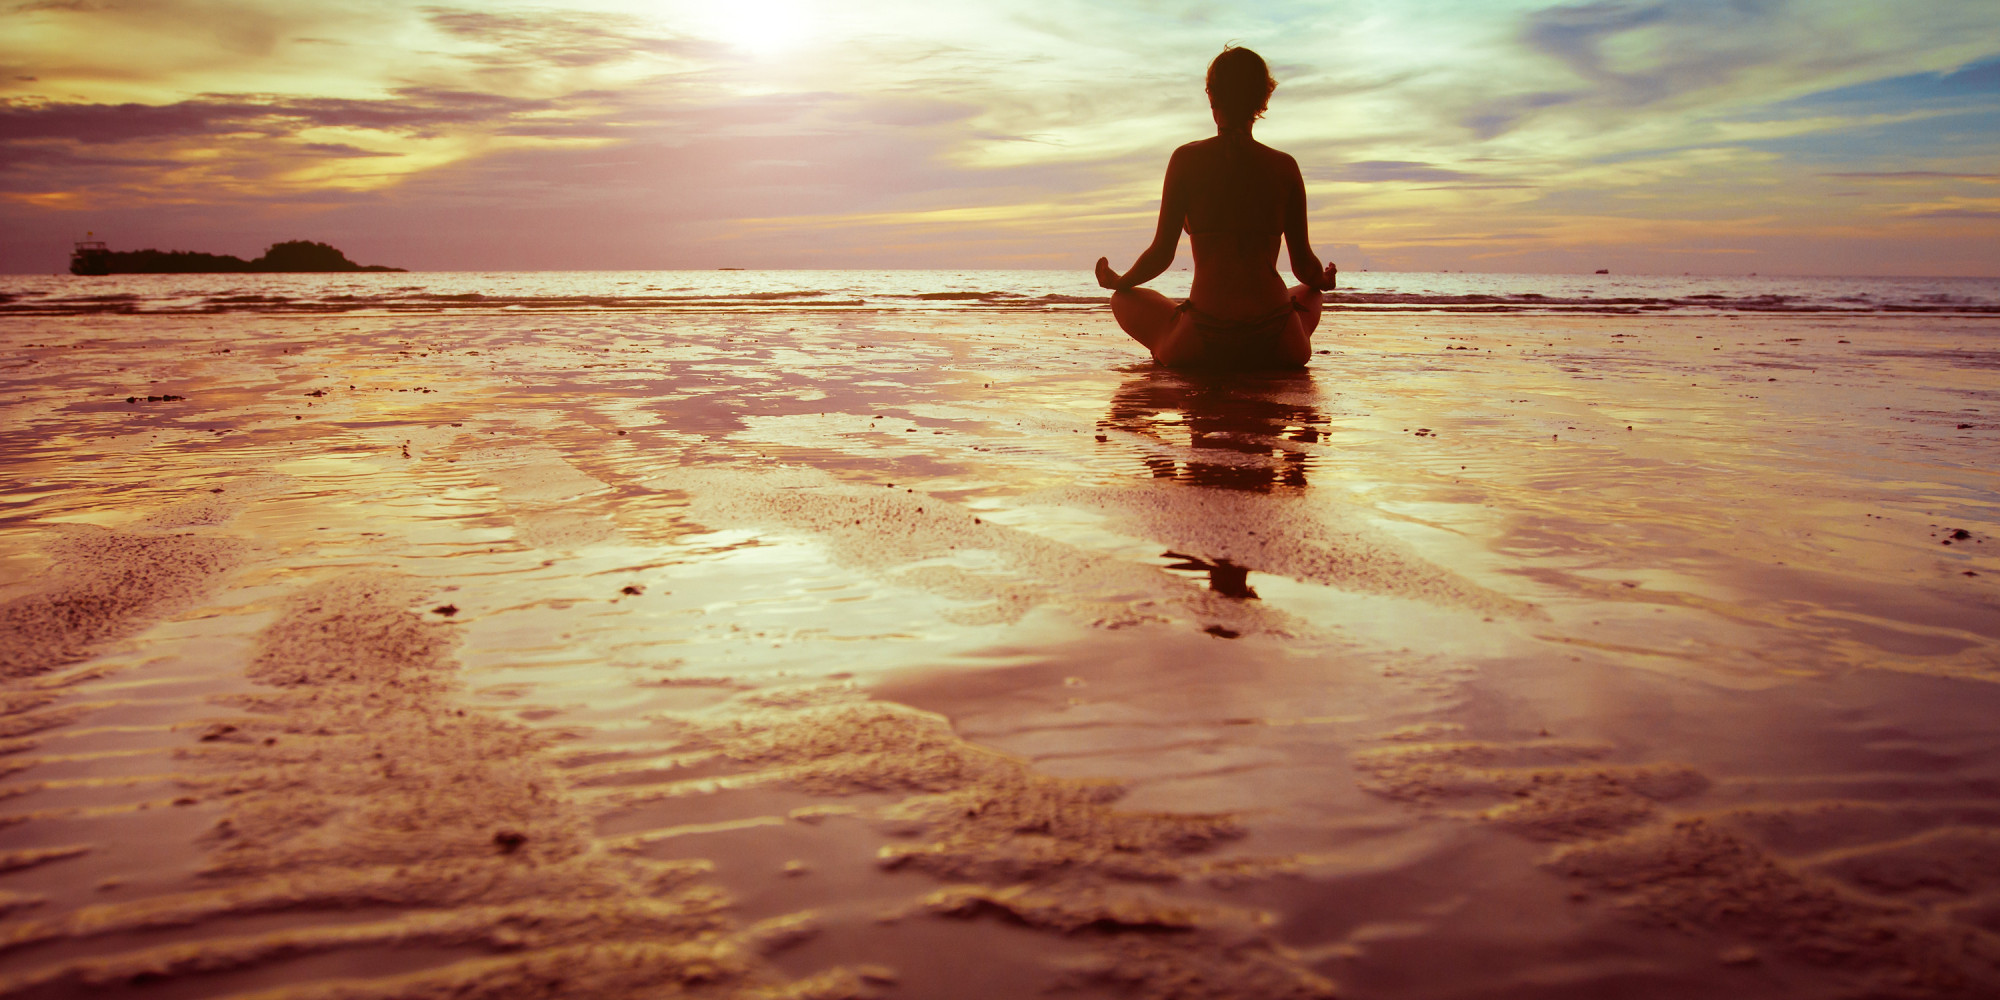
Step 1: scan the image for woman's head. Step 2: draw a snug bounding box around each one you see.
[1206,45,1275,128]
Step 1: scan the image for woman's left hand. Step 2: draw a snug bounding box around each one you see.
[1095,257,1119,290]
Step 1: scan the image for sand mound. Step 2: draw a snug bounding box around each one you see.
[1807,827,2000,900]
[1353,737,1706,840]
[1356,729,2000,995]
[907,885,1336,1000]
[0,573,864,999]
[0,526,245,678]
[1729,801,2000,856]
[674,693,1243,882]
[135,474,289,530]
[592,685,1340,995]
[0,574,1305,998]
[1551,819,2000,996]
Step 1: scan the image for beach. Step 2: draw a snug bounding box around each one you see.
[1,280,1997,999]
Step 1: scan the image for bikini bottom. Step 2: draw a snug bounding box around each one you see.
[1169,300,1306,369]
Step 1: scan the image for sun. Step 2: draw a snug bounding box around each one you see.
[703,0,814,58]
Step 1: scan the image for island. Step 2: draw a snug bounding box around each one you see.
[70,239,405,275]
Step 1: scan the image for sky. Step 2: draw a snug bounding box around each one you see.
[2,0,1997,275]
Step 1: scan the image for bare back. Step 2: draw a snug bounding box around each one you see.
[1168,133,1306,320]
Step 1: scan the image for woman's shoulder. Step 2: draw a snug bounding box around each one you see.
[1177,135,1298,164]
[1255,142,1300,167]
[1255,144,1304,179]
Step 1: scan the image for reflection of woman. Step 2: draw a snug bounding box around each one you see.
[1095,46,1337,370]
[1100,370,1323,493]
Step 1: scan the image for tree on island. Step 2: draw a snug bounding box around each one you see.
[250,240,397,272]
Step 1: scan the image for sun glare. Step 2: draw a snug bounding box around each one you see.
[704,0,813,57]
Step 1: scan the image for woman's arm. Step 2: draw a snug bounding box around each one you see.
[1282,155,1335,291]
[1097,149,1191,291]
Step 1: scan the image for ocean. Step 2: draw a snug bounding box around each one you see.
[3,269,1998,317]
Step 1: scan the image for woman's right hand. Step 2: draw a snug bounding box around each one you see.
[1320,261,1338,291]
[1095,257,1119,290]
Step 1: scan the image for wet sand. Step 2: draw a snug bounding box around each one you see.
[0,307,1996,999]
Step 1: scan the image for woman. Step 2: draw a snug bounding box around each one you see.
[1095,46,1337,369]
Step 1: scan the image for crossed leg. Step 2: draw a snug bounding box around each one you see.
[1274,284,1324,367]
[1110,285,1324,368]
[1108,287,1182,355]
[1289,284,1324,337]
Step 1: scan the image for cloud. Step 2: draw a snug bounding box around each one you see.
[0,100,241,143]
[0,144,181,177]
[1460,92,1577,141]
[421,6,709,69]
[1454,0,1914,140]
[0,83,594,212]
[299,142,396,157]
[1322,160,1488,183]
[1779,55,2000,114]
[1520,0,1790,105]
[0,90,553,145]
[1521,0,1675,84]
[1736,108,2000,164]
[1821,170,2000,181]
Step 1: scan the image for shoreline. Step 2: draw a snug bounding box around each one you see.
[6,271,1999,320]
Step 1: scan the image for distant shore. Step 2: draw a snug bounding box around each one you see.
[70,239,403,275]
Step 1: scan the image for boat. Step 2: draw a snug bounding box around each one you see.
[70,235,110,275]
[1593,268,1609,274]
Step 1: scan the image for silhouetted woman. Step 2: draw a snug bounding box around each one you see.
[1096,46,1337,369]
